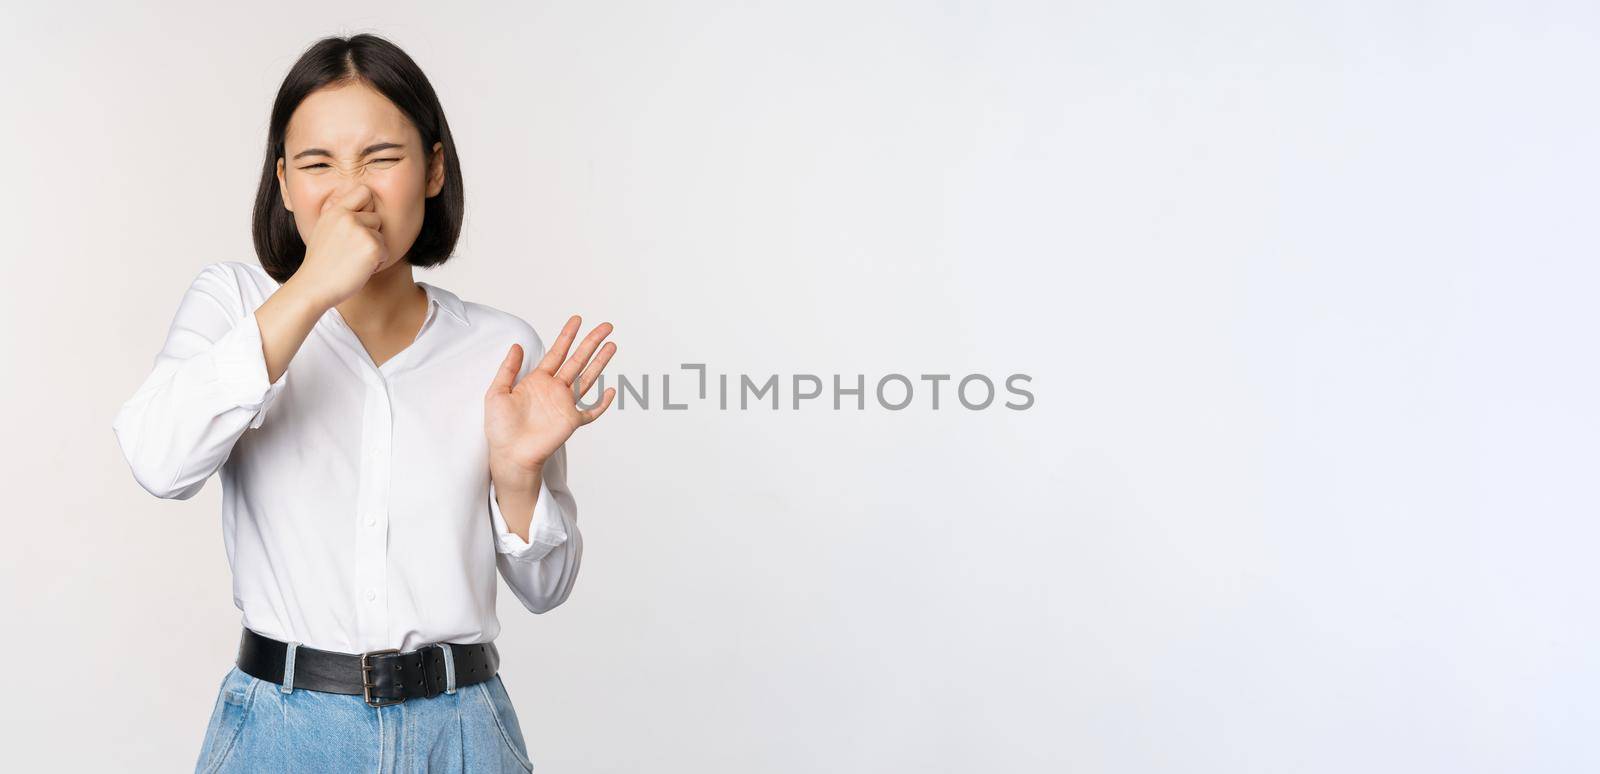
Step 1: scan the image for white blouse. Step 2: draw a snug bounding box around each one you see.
[112,261,583,654]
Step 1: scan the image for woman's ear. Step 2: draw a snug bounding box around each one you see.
[276,158,293,212]
[426,141,445,198]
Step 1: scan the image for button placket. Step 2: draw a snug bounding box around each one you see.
[352,375,394,648]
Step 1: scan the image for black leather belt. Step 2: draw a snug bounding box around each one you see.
[235,627,500,707]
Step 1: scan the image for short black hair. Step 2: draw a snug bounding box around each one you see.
[251,34,465,283]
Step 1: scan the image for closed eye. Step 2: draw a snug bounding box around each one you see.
[299,158,401,171]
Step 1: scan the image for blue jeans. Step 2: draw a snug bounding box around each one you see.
[194,660,536,773]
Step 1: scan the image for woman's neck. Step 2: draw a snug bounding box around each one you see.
[334,260,426,332]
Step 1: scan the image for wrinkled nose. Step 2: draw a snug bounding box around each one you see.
[335,160,370,178]
[330,177,359,200]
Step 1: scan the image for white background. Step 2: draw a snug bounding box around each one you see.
[3,1,1597,771]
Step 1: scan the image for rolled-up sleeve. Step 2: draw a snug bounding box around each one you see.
[490,445,584,615]
[111,262,287,500]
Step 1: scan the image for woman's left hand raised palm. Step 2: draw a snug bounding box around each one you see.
[485,315,617,477]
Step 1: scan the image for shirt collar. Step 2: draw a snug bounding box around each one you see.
[418,281,470,326]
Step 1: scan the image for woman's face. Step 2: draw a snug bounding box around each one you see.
[276,81,445,273]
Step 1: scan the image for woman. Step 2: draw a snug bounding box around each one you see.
[111,33,616,772]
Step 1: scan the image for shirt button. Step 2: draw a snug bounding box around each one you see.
[366,515,377,526]
[366,589,377,602]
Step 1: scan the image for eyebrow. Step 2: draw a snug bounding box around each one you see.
[291,142,405,161]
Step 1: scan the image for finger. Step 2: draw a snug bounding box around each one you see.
[573,341,617,398]
[487,343,523,396]
[352,211,383,232]
[535,315,581,375]
[579,387,616,425]
[341,184,373,211]
[556,322,614,385]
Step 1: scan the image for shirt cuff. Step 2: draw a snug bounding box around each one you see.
[489,477,569,562]
[208,307,286,428]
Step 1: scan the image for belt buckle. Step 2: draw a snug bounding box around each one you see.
[360,648,404,707]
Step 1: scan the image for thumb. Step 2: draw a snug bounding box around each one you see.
[487,343,523,396]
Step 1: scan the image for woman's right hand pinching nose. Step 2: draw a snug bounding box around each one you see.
[289,184,389,310]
